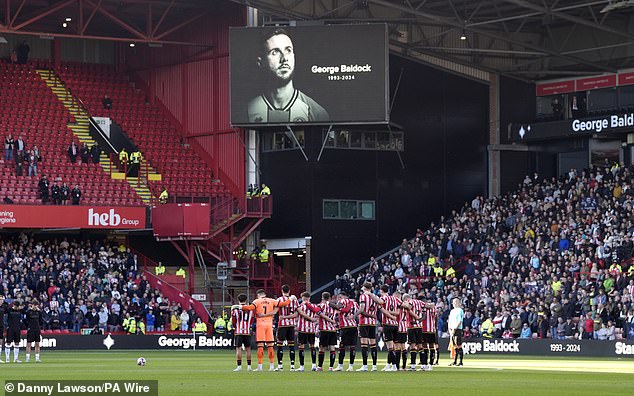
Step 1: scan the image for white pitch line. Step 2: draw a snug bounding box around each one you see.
[462,359,634,374]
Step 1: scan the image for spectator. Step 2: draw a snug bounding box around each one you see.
[61,183,70,205]
[510,314,522,338]
[4,133,14,161]
[98,307,108,333]
[170,311,181,331]
[91,143,100,164]
[520,323,532,339]
[16,40,30,64]
[146,309,156,332]
[102,95,112,110]
[26,149,38,177]
[107,310,120,333]
[15,149,24,176]
[51,181,61,205]
[80,143,90,164]
[180,309,190,331]
[15,135,24,153]
[71,185,81,205]
[38,175,49,203]
[72,307,84,333]
[68,141,78,163]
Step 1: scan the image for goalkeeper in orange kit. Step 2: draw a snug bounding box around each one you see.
[232,289,296,371]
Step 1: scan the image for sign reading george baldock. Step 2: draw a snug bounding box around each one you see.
[0,205,147,229]
[511,112,634,142]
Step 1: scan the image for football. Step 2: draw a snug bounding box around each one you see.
[137,357,146,366]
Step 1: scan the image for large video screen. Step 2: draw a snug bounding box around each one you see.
[230,24,389,126]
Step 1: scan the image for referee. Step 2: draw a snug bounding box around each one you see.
[448,298,464,367]
[5,301,23,363]
[25,302,43,363]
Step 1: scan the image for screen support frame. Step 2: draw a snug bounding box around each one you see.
[389,67,405,169]
[316,124,334,162]
[286,125,309,162]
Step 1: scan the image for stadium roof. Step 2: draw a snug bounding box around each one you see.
[3,1,634,82]
[0,0,217,47]
[232,0,634,82]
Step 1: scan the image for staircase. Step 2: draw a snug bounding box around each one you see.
[192,245,250,315]
[126,177,154,205]
[36,69,158,205]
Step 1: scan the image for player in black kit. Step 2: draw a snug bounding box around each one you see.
[5,301,23,363]
[0,295,8,363]
[25,302,43,363]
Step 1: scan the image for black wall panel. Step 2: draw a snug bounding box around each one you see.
[261,55,489,288]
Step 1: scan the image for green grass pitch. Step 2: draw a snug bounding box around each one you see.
[1,351,633,396]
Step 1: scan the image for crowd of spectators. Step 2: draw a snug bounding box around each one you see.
[4,134,41,177]
[0,234,200,334]
[333,162,634,341]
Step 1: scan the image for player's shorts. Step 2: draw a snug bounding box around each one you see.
[27,330,41,344]
[5,328,20,344]
[451,329,463,346]
[422,332,438,345]
[339,327,358,346]
[297,332,316,346]
[407,328,423,344]
[358,325,376,339]
[255,325,274,343]
[383,325,398,342]
[319,331,338,347]
[234,334,251,348]
[395,332,408,344]
[276,326,295,343]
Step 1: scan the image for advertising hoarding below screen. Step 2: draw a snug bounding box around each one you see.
[152,203,210,238]
[0,205,146,229]
[230,24,389,126]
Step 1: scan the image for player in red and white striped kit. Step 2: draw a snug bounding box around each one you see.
[357,282,384,371]
[393,290,409,371]
[232,294,254,371]
[378,285,400,371]
[402,293,425,371]
[421,300,438,370]
[329,291,359,371]
[317,292,338,371]
[296,292,322,372]
[276,284,299,370]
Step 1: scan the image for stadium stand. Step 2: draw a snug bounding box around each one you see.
[331,164,634,341]
[55,63,228,200]
[0,234,199,334]
[0,62,144,206]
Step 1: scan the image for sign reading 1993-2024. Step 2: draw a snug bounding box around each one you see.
[511,113,634,142]
[439,338,634,357]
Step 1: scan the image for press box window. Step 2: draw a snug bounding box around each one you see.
[322,200,375,220]
[262,130,305,152]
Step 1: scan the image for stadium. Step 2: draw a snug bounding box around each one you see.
[1,0,634,395]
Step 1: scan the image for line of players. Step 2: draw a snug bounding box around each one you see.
[0,296,43,363]
[230,282,445,372]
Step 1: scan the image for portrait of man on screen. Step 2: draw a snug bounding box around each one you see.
[247,28,329,124]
